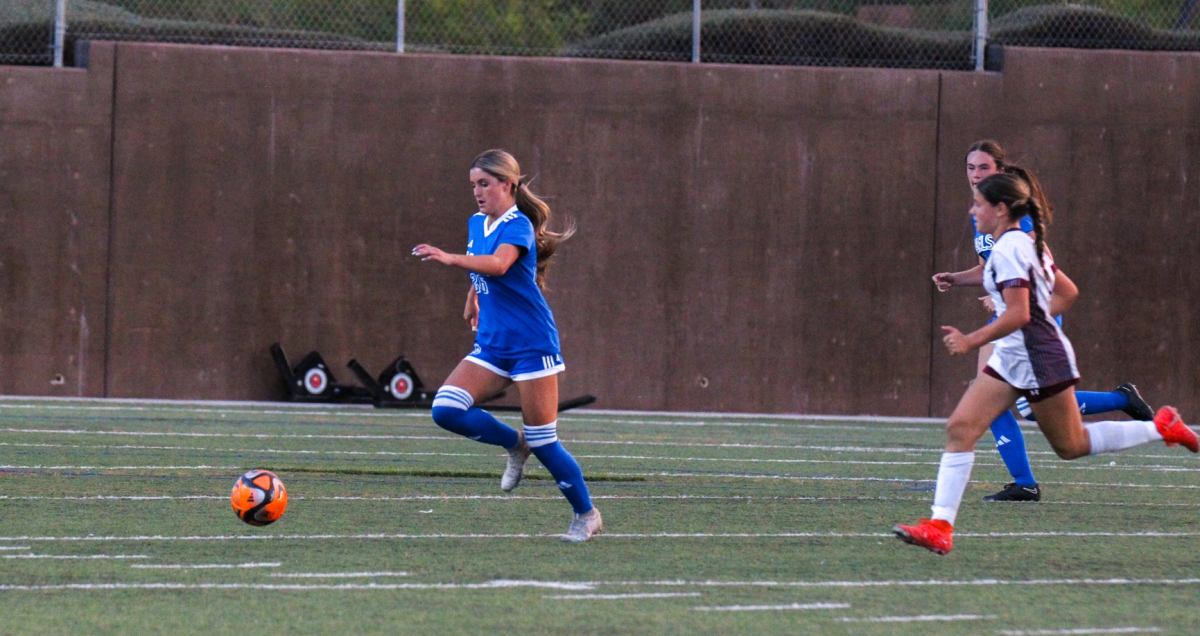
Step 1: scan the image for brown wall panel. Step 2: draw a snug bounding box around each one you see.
[933,47,1200,417]
[106,44,940,413]
[0,44,113,397]
[665,69,939,414]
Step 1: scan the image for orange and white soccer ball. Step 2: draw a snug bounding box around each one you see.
[231,469,288,526]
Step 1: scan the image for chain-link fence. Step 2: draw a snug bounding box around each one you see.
[4,1,1200,69]
[2,0,54,65]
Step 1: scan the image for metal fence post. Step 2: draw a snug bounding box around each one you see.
[53,0,67,67]
[396,0,405,53]
[692,0,701,63]
[974,0,988,71]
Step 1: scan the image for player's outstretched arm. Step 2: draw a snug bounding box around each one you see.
[412,243,521,277]
[932,263,985,291]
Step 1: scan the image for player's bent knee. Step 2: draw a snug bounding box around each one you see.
[1049,439,1089,460]
[431,386,473,432]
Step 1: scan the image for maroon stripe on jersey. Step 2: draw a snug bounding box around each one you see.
[997,278,1030,290]
[1021,266,1077,388]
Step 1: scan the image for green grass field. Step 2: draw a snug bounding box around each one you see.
[1,399,1197,635]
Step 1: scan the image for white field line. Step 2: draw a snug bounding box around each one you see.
[0,580,592,592]
[0,465,238,471]
[838,614,995,623]
[0,400,414,420]
[574,408,945,424]
[131,562,281,569]
[7,492,1200,506]
[0,547,31,550]
[0,397,950,425]
[5,554,148,559]
[572,439,1192,462]
[4,531,1200,543]
[6,434,1190,464]
[0,492,1195,506]
[998,624,1166,628]
[546,593,700,600]
[2,578,1200,593]
[0,462,1194,490]
[563,418,935,431]
[573,455,1200,473]
[0,496,229,501]
[1,428,454,441]
[269,572,409,578]
[4,456,1198,477]
[692,602,849,612]
[613,472,1200,489]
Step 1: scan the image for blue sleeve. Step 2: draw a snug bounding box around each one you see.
[498,215,535,254]
[1019,215,1034,232]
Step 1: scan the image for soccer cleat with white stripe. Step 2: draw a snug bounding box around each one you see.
[500,430,532,492]
[982,482,1041,502]
[561,508,602,543]
[1115,383,1155,421]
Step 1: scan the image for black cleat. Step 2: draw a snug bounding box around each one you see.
[1115,383,1155,421]
[983,482,1041,502]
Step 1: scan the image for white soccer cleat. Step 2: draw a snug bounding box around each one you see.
[500,430,532,492]
[561,508,602,543]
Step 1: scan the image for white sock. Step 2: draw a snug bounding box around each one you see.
[1086,420,1162,455]
[930,451,975,526]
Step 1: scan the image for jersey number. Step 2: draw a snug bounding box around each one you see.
[470,272,489,295]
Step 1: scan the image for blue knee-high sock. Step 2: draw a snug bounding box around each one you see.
[430,386,518,448]
[1018,391,1130,422]
[1075,390,1129,416]
[989,410,1037,486]
[526,422,593,514]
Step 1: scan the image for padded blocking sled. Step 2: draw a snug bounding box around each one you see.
[270,343,371,403]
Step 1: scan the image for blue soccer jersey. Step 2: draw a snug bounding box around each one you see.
[467,206,561,357]
[974,214,1034,262]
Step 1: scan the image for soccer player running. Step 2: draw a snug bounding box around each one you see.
[411,149,602,542]
[930,140,1153,503]
[895,171,1197,555]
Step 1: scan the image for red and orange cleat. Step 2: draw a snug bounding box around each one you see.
[893,518,954,555]
[1155,406,1199,453]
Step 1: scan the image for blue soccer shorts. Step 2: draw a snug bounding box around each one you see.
[465,343,565,382]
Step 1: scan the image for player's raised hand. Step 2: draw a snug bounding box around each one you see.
[941,326,971,355]
[412,244,455,265]
[932,272,955,292]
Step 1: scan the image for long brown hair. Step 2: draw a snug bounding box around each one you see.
[471,149,575,289]
[976,172,1050,278]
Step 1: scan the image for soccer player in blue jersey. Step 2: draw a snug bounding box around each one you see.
[411,149,601,542]
[931,140,1153,503]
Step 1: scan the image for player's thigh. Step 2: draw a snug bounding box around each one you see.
[976,342,995,375]
[442,359,511,404]
[1029,387,1089,460]
[516,374,559,427]
[946,372,1018,452]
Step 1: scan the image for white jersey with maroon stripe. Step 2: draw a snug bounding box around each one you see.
[983,229,1079,391]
